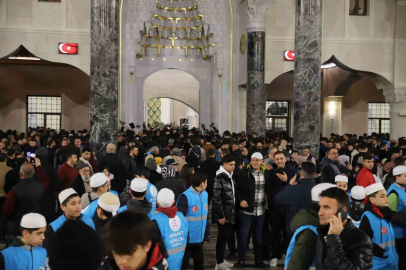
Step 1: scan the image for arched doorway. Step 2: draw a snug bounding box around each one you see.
[143,69,200,128]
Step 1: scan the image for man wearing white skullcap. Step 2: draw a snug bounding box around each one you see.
[335,175,349,192]
[387,165,406,269]
[359,183,399,269]
[284,183,334,270]
[0,213,47,270]
[152,188,188,270]
[117,178,155,219]
[95,192,120,235]
[43,188,95,253]
[348,186,366,228]
[81,172,116,218]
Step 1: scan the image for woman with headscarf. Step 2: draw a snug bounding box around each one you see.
[155,165,185,199]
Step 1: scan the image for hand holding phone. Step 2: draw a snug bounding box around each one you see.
[327,208,347,235]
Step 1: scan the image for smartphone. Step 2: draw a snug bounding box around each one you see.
[27,152,31,158]
[336,208,347,222]
[30,153,36,164]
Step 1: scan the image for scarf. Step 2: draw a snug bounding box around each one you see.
[159,165,176,179]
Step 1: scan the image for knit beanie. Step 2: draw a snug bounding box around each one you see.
[48,220,102,270]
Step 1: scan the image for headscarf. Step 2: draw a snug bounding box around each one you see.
[159,165,176,179]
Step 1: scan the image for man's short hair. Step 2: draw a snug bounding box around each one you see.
[0,153,6,162]
[319,187,349,210]
[208,148,216,157]
[221,148,230,155]
[222,155,236,164]
[273,151,285,158]
[29,138,36,142]
[135,166,150,179]
[291,150,298,154]
[20,226,41,234]
[103,211,152,255]
[172,148,181,156]
[20,162,34,177]
[129,145,137,151]
[82,147,92,154]
[394,156,405,167]
[325,148,337,154]
[236,158,245,168]
[363,152,374,161]
[301,162,317,176]
[192,172,207,188]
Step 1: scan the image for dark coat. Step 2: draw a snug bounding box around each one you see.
[156,177,186,200]
[213,167,236,223]
[98,153,127,194]
[274,178,315,233]
[316,220,373,270]
[122,154,137,179]
[235,164,269,213]
[267,163,297,207]
[71,174,87,197]
[197,157,221,198]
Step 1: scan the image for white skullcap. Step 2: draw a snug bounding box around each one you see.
[21,213,47,228]
[365,183,385,196]
[98,192,120,214]
[351,186,366,200]
[311,183,335,202]
[157,188,175,208]
[90,172,109,188]
[251,152,263,160]
[131,178,149,192]
[335,175,348,183]
[393,165,406,176]
[59,188,78,204]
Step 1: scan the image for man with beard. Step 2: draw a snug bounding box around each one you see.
[76,148,93,176]
[71,163,92,197]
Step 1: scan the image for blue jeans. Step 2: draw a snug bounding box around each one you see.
[238,212,265,263]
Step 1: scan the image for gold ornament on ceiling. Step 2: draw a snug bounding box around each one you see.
[240,34,246,55]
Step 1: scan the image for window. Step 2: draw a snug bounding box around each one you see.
[368,103,390,134]
[349,0,367,16]
[266,101,290,134]
[27,96,61,131]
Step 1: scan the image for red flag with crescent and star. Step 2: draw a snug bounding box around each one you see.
[59,43,78,55]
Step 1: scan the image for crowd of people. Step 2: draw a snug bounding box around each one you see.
[1,125,406,270]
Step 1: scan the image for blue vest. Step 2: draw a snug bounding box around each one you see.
[387,183,406,238]
[285,225,318,270]
[361,211,398,270]
[1,245,47,270]
[117,205,155,219]
[177,187,208,243]
[152,212,188,270]
[349,216,361,228]
[146,183,158,210]
[50,214,95,232]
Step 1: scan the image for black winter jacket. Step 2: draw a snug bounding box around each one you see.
[98,153,127,194]
[213,166,236,223]
[122,154,137,179]
[316,219,373,270]
[235,164,269,213]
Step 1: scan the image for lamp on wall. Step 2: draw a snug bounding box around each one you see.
[329,101,336,116]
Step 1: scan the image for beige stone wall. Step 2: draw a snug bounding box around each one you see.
[0,0,91,74]
[265,0,398,85]
[395,3,406,86]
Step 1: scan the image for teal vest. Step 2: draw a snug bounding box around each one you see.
[152,212,188,270]
[361,211,398,270]
[177,187,208,243]
[285,225,317,270]
[2,245,47,270]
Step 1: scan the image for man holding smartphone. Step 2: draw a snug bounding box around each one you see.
[316,187,373,270]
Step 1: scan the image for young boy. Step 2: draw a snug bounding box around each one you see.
[94,192,120,235]
[0,213,47,270]
[101,211,168,270]
[387,165,406,269]
[43,188,95,252]
[152,188,188,270]
[118,178,155,219]
[335,175,348,192]
[135,167,158,212]
[348,186,366,227]
[81,172,112,218]
[360,183,398,270]
[177,172,209,270]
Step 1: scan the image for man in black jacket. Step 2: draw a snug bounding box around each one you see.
[213,155,237,269]
[235,152,269,268]
[197,148,220,204]
[98,143,127,194]
[316,187,373,270]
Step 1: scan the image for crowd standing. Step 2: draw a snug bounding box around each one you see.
[1,125,406,269]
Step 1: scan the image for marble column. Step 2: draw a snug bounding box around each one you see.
[90,0,120,157]
[293,0,323,157]
[246,0,271,136]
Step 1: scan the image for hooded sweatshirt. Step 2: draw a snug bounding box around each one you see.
[127,199,153,215]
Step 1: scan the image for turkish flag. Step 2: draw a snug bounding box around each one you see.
[284,50,295,61]
[59,43,78,54]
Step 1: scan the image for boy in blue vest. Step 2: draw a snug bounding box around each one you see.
[81,172,111,218]
[135,167,158,211]
[153,188,188,270]
[285,183,335,270]
[360,183,399,270]
[387,165,406,269]
[0,213,47,270]
[43,188,95,252]
[177,172,209,270]
[348,186,366,228]
[118,178,155,219]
